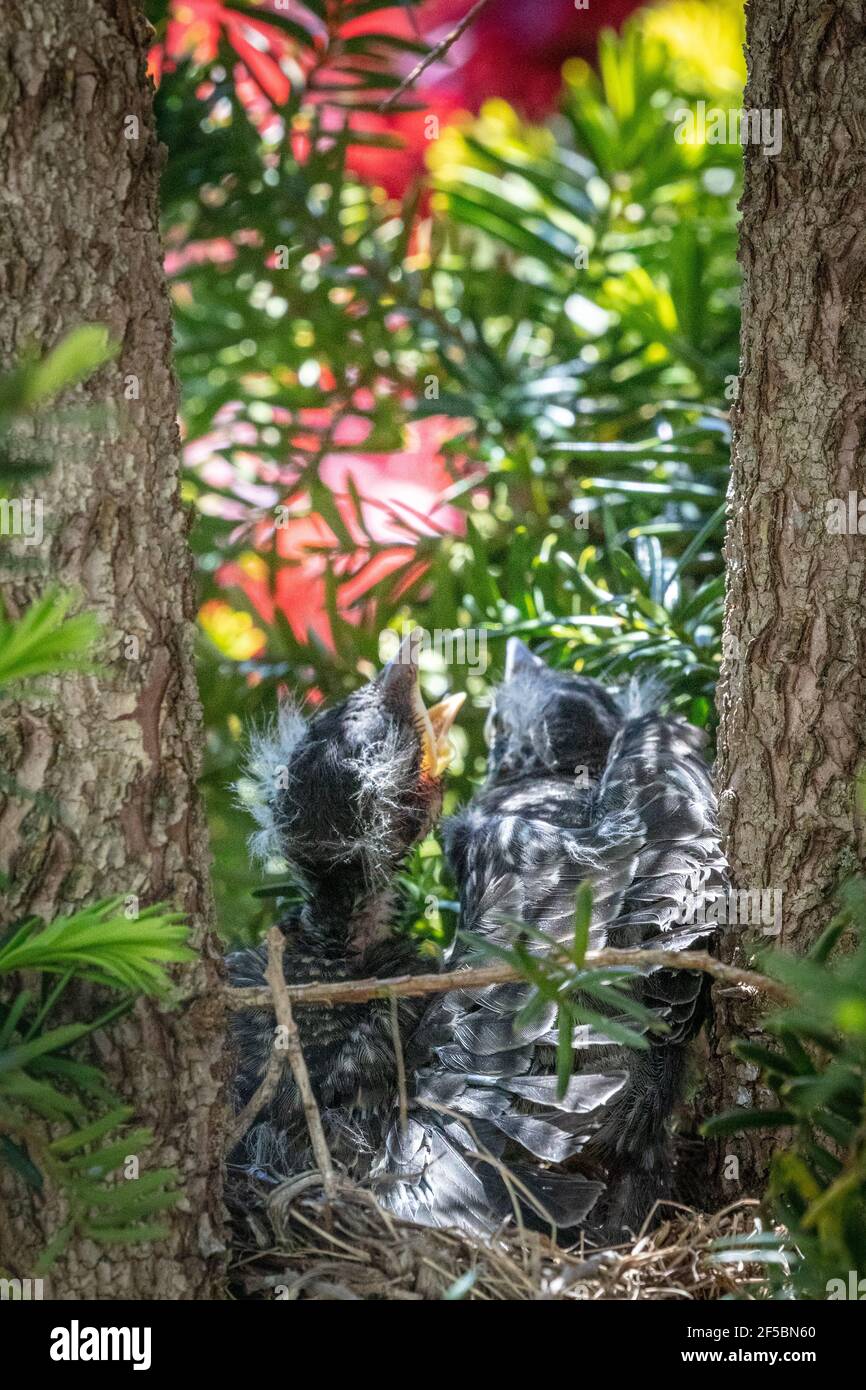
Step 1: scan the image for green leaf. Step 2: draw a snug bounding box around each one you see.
[0,588,100,687]
[701,1108,795,1138]
[22,326,116,406]
[49,1107,135,1156]
[571,881,593,967]
[34,1223,74,1274]
[0,1136,43,1190]
[0,1022,91,1075]
[0,899,192,996]
[82,1222,171,1246]
[556,1003,574,1100]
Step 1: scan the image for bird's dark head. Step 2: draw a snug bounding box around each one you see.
[484,638,623,785]
[243,634,464,894]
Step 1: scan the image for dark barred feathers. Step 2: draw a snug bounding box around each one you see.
[228,636,726,1244]
[226,637,463,1179]
[375,641,727,1239]
[228,915,429,1176]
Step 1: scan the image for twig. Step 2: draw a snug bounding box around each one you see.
[225,1031,284,1156]
[264,926,337,1199]
[389,996,409,1136]
[226,946,789,1010]
[379,0,493,112]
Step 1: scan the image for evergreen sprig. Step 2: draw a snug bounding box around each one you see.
[0,902,193,1271]
[705,881,866,1299]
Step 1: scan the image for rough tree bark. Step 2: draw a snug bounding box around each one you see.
[711,0,866,1193]
[0,2,227,1296]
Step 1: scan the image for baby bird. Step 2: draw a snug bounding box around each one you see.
[228,636,724,1244]
[387,639,727,1239]
[227,636,463,1178]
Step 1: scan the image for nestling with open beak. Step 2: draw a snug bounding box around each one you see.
[227,634,464,1177]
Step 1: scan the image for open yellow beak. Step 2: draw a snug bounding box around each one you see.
[379,630,466,778]
[415,690,466,778]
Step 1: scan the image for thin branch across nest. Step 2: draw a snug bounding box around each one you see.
[225,928,781,1166]
[225,943,787,1013]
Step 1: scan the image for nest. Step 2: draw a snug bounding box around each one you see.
[228,1168,768,1301]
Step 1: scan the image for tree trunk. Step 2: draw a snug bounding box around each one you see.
[711,0,866,1194]
[0,1,227,1297]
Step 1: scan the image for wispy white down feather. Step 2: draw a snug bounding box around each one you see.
[239,704,308,864]
[348,726,418,890]
[615,674,667,720]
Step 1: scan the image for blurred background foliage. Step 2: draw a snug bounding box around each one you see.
[144,0,746,941]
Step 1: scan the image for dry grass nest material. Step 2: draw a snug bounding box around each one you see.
[228,1169,769,1302]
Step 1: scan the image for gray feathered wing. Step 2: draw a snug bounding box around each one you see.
[374,713,727,1235]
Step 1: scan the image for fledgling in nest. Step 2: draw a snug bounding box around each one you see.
[227,635,463,1178]
[228,637,726,1246]
[382,639,728,1241]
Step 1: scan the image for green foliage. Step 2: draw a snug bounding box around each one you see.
[705,882,866,1299]
[17,326,116,410]
[155,4,744,940]
[0,900,191,1270]
[464,883,666,1100]
[0,587,100,688]
[414,20,738,732]
[0,621,190,1269]
[0,326,117,487]
[153,3,428,468]
[0,901,194,992]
